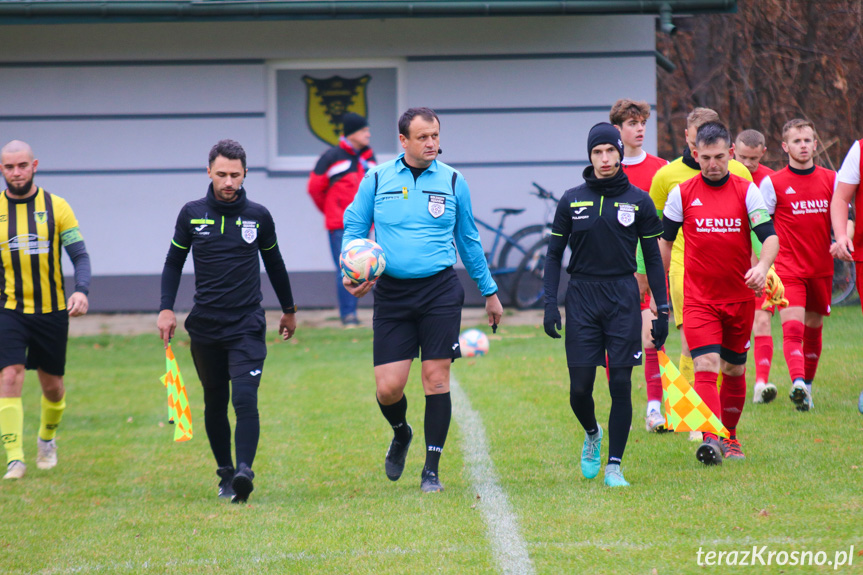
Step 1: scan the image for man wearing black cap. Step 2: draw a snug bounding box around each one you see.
[308,113,376,326]
[542,122,669,487]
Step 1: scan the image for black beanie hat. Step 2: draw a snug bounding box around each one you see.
[587,122,624,160]
[341,113,368,137]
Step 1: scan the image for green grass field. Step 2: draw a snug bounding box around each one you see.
[1,307,861,574]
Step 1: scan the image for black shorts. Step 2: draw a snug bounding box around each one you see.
[564,275,641,368]
[372,267,465,367]
[0,308,69,376]
[184,306,267,379]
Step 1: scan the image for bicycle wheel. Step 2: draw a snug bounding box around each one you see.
[497,224,545,270]
[832,258,857,305]
[510,236,550,309]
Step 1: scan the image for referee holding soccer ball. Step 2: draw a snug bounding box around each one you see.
[342,107,502,493]
[543,123,669,488]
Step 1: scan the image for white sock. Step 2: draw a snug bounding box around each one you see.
[647,400,661,415]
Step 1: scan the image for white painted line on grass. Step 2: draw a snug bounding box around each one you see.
[450,375,535,575]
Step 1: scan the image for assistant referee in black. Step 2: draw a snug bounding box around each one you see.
[158,139,297,503]
[543,123,669,488]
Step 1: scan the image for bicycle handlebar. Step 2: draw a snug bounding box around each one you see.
[530,182,559,202]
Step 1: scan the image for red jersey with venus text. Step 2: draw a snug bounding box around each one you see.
[664,174,770,304]
[759,165,836,279]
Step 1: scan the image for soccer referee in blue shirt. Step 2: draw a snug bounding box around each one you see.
[342,107,503,493]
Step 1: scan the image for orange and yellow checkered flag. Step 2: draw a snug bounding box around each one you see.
[159,344,193,442]
[658,350,729,439]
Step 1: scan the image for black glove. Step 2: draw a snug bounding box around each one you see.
[544,303,562,339]
[651,305,669,350]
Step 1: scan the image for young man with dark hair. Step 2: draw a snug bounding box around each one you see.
[543,122,669,487]
[0,140,91,480]
[308,113,376,326]
[735,129,779,404]
[660,122,778,465]
[342,107,502,493]
[610,99,669,432]
[158,139,297,503]
[759,119,836,412]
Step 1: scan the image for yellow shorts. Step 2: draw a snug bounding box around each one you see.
[669,271,684,328]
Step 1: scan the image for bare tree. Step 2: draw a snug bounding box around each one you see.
[656,0,863,169]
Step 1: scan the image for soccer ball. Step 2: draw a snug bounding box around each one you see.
[340,239,386,284]
[459,329,490,357]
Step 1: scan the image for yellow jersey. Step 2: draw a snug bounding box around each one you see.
[0,188,82,314]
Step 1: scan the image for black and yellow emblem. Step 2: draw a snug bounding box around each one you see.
[302,74,371,145]
[34,211,48,225]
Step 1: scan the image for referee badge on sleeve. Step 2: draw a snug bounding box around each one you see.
[428,195,446,218]
[617,205,635,227]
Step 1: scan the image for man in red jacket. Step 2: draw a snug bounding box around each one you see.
[308,113,376,326]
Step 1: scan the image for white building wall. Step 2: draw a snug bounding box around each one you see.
[0,15,658,310]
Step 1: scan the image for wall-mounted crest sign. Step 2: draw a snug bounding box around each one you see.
[302,74,371,146]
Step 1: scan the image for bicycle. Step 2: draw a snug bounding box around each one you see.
[472,207,537,292]
[472,183,561,296]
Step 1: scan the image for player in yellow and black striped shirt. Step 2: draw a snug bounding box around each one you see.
[0,140,91,480]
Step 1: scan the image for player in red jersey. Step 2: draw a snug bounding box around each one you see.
[759,119,836,412]
[829,138,862,414]
[735,130,779,404]
[735,130,775,188]
[610,99,669,432]
[660,122,778,465]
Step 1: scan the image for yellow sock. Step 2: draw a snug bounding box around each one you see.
[0,397,25,463]
[39,394,66,441]
[679,354,695,384]
[716,371,724,392]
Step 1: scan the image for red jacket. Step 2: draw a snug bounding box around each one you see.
[307,138,376,231]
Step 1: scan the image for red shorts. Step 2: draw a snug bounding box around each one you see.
[640,292,651,312]
[756,290,775,315]
[683,299,755,358]
[782,275,831,316]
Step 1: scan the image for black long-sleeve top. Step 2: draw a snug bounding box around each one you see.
[543,166,668,309]
[160,185,295,313]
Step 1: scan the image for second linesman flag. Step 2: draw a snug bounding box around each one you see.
[658,350,729,439]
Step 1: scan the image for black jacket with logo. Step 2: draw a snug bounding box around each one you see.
[160,185,294,313]
[543,166,667,308]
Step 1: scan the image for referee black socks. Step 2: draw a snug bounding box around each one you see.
[424,392,452,473]
[378,394,411,443]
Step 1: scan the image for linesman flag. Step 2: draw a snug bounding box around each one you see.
[657,350,729,439]
[159,344,193,442]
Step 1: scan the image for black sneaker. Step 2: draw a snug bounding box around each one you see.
[385,424,412,481]
[231,464,255,503]
[216,466,235,499]
[696,437,723,466]
[420,466,444,493]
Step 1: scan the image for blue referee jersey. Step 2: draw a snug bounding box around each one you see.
[343,154,497,297]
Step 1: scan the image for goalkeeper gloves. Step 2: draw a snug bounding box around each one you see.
[763,267,789,310]
[651,305,669,350]
[543,303,562,339]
